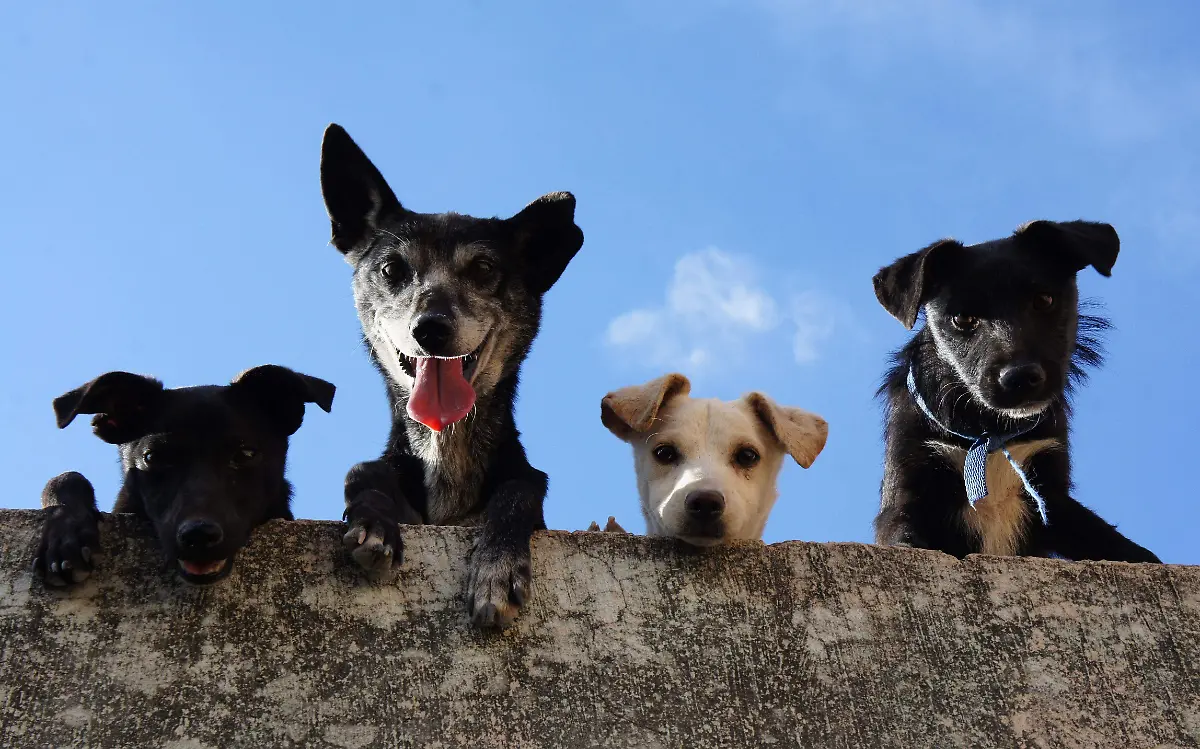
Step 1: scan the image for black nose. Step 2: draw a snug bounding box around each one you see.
[411,313,454,354]
[998,363,1046,394]
[177,519,224,551]
[684,490,725,520]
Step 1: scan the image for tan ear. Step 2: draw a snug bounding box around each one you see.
[600,373,691,441]
[744,392,828,468]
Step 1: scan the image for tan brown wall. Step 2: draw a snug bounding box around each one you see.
[0,510,1197,748]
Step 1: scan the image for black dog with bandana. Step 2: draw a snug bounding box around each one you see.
[872,219,1159,562]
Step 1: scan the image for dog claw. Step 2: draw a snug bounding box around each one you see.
[467,547,532,629]
[472,602,505,628]
[345,523,401,575]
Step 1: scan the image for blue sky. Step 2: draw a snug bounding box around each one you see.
[1,1,1197,564]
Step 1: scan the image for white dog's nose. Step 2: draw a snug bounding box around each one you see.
[684,490,725,520]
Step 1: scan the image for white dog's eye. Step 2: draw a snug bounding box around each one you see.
[733,447,760,469]
[652,444,680,464]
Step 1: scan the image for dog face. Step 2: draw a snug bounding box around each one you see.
[873,220,1119,417]
[319,124,584,432]
[602,374,828,546]
[53,366,334,585]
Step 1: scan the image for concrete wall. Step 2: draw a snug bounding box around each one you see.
[0,509,1197,749]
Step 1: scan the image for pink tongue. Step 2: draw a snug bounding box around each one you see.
[407,357,477,432]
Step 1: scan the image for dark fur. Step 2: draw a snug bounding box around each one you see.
[319,124,584,628]
[872,220,1159,562]
[34,366,335,586]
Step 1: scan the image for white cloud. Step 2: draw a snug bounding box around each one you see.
[790,291,836,365]
[605,248,836,371]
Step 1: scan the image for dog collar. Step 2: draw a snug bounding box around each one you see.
[906,366,1049,525]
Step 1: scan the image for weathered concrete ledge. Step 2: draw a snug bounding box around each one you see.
[0,510,1197,748]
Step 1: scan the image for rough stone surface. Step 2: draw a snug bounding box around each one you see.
[1,510,1198,748]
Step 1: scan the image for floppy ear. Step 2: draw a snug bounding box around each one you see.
[601,373,690,442]
[230,365,336,436]
[744,393,828,469]
[320,124,405,253]
[1016,220,1120,277]
[509,192,585,294]
[53,372,165,444]
[872,239,961,330]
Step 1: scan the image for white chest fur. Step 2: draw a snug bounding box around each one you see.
[928,438,1062,556]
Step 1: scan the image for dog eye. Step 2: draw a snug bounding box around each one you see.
[734,447,760,469]
[469,258,496,281]
[231,447,259,467]
[380,260,409,283]
[652,444,680,464]
[950,315,979,333]
[141,448,172,469]
[1032,294,1055,311]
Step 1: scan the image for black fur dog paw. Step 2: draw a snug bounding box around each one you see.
[466,540,532,629]
[342,490,403,577]
[34,506,100,587]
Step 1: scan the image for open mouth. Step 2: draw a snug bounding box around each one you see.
[399,334,493,433]
[177,557,232,584]
[397,339,486,384]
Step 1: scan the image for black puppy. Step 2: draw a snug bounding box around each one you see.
[34,366,335,586]
[320,124,584,628]
[872,220,1159,562]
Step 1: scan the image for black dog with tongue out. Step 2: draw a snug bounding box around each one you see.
[320,124,584,628]
[33,365,335,587]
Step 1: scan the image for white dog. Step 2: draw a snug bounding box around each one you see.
[601,373,828,546]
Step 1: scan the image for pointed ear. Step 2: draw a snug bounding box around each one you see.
[601,373,690,442]
[320,124,405,253]
[744,393,828,468]
[1016,220,1120,277]
[872,239,961,330]
[230,365,336,436]
[53,372,165,444]
[509,191,585,294]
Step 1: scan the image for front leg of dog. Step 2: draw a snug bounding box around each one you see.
[342,460,423,577]
[34,472,102,587]
[467,477,545,629]
[1046,495,1162,563]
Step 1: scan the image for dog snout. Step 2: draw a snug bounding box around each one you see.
[684,490,725,520]
[412,313,455,354]
[997,362,1046,396]
[176,519,224,551]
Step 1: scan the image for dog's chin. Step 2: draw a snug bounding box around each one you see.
[997,402,1052,419]
[175,556,235,586]
[978,397,1053,420]
[673,523,727,548]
